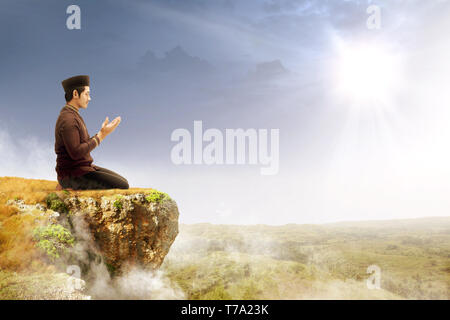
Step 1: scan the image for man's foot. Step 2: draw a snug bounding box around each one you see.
[56,183,73,191]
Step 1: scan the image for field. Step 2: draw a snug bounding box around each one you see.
[161,220,450,299]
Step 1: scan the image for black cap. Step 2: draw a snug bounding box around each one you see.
[61,75,90,92]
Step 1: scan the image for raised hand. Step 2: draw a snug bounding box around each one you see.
[98,116,121,142]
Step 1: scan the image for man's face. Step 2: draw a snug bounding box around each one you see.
[73,86,91,109]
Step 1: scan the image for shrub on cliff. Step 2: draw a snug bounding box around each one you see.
[45,193,68,214]
[32,224,75,260]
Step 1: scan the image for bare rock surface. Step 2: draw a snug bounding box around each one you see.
[64,193,179,273]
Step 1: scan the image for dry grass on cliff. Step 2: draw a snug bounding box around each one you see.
[0,176,153,204]
[0,177,56,205]
[0,176,154,272]
[0,177,54,271]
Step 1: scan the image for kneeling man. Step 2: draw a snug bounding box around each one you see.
[55,75,129,190]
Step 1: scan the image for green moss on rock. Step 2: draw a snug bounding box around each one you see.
[145,190,171,203]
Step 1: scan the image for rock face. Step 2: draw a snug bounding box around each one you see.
[6,190,179,275]
[64,193,179,274]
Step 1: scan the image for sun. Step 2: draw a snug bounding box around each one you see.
[334,41,401,101]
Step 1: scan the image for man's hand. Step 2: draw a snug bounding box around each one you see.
[97,116,121,142]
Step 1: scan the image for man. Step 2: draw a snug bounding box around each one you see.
[55,75,129,190]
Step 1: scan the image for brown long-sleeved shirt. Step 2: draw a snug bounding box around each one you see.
[55,104,101,181]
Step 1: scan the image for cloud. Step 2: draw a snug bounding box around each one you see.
[0,125,55,180]
[2,0,450,226]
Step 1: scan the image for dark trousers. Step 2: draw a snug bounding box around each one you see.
[59,166,129,190]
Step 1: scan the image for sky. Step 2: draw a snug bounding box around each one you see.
[1,0,450,225]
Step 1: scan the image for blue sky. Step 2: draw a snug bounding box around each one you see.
[1,0,450,224]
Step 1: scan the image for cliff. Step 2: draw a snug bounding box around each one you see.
[0,177,179,278]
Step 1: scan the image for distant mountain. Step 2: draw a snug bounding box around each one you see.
[246,59,289,82]
[137,45,214,75]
